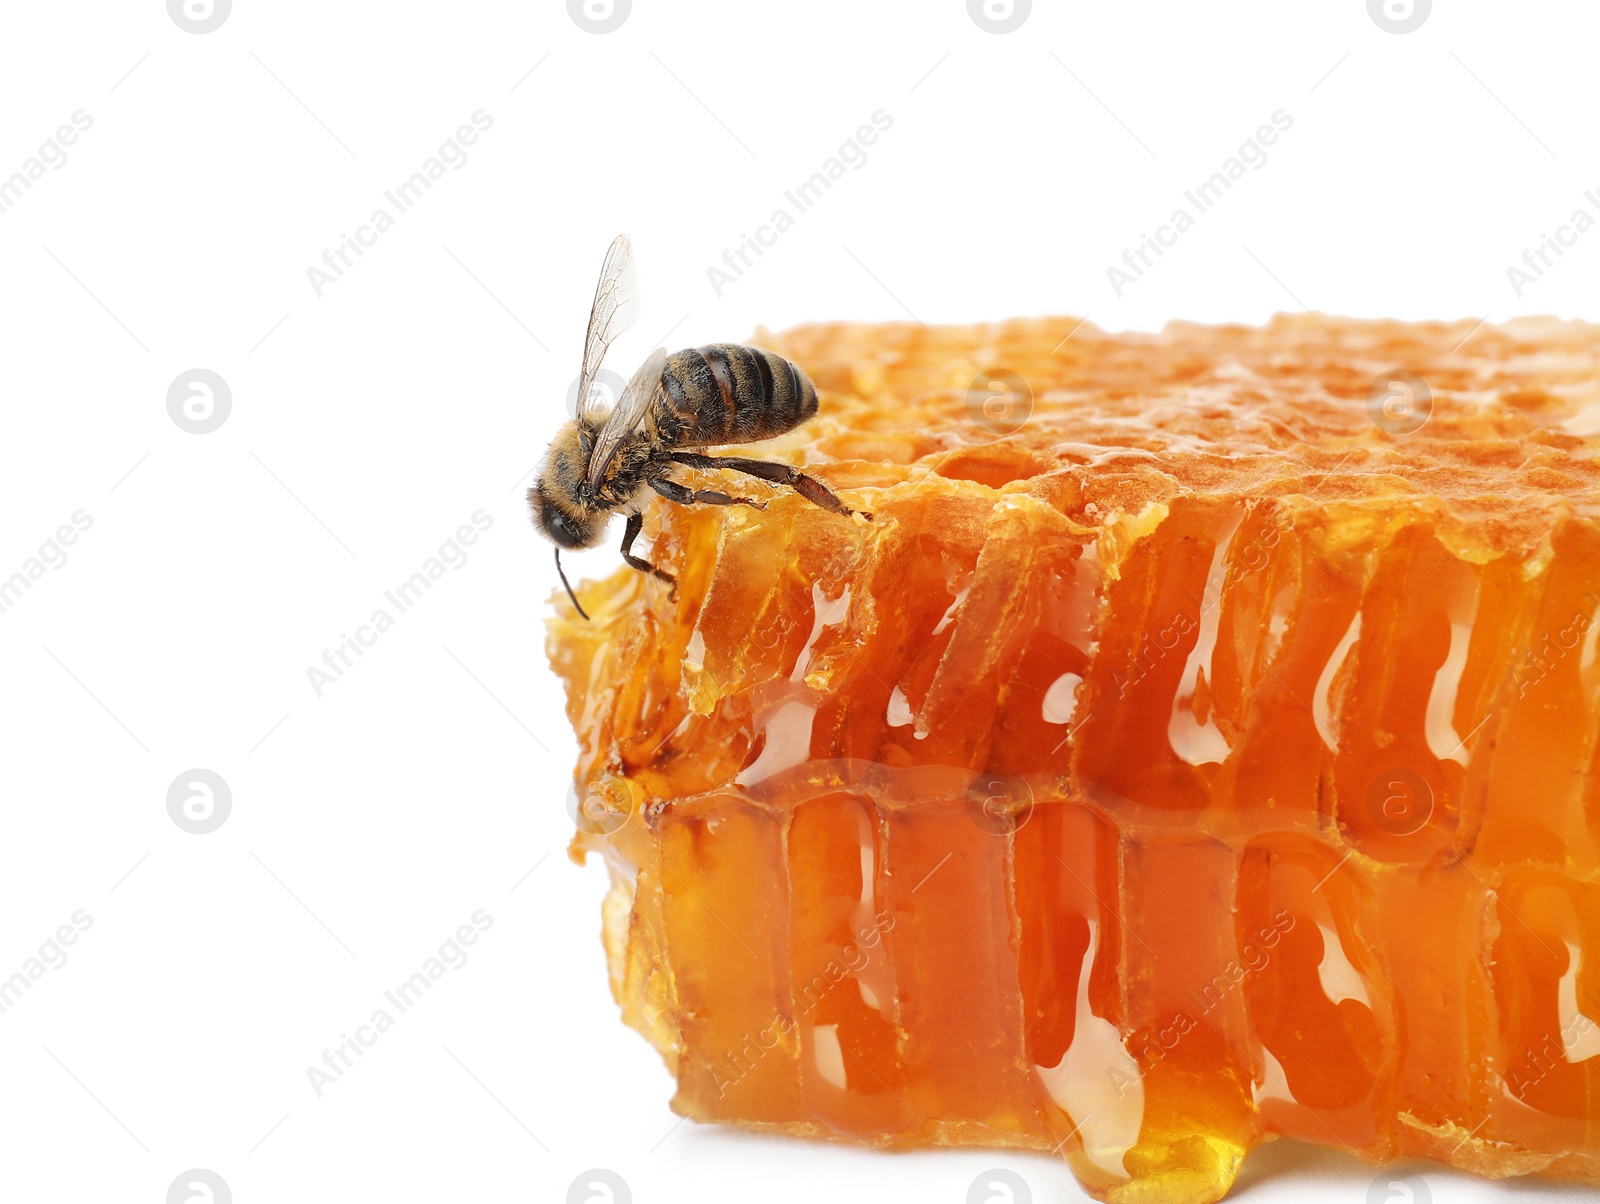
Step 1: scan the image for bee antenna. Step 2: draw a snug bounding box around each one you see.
[555,547,590,621]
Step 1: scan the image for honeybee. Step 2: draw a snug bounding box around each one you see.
[531,234,869,618]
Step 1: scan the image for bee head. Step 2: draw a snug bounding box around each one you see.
[530,420,614,620]
[529,480,608,550]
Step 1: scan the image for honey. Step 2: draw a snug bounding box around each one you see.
[549,315,1600,1202]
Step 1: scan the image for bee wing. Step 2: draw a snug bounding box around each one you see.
[588,346,666,493]
[575,234,640,425]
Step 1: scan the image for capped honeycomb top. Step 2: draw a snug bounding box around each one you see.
[772,313,1600,556]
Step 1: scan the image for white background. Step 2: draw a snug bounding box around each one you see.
[0,2,1596,1202]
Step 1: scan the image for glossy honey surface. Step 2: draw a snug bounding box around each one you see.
[550,315,1600,1203]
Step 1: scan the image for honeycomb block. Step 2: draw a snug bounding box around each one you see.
[549,315,1600,1203]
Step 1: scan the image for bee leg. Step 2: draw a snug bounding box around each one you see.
[619,510,677,599]
[648,476,766,510]
[670,453,871,521]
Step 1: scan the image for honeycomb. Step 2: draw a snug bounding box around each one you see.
[548,315,1600,1203]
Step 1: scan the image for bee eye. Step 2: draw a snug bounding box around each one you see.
[541,503,590,549]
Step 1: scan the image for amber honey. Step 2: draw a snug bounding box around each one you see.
[550,315,1600,1203]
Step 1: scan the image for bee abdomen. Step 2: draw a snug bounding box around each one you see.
[655,343,817,447]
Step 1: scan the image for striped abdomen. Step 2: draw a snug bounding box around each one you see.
[651,343,818,448]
